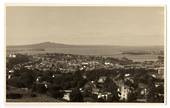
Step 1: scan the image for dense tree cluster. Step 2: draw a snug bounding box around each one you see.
[7,54,30,69]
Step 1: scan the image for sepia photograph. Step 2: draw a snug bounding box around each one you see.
[6,6,165,103]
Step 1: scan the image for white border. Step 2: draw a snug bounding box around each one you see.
[0,0,168,108]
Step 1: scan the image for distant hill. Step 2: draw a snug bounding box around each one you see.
[7,42,164,56]
[7,42,72,49]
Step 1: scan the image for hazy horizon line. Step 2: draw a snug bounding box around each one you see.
[6,41,164,47]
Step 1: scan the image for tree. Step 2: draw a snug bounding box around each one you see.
[18,68,35,88]
[47,84,64,99]
[70,88,83,102]
[104,77,119,102]
[127,90,137,102]
[7,76,20,87]
[7,54,29,69]
[41,71,53,83]
[35,83,48,94]
[73,70,87,88]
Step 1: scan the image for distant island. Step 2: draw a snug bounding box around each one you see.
[121,52,151,55]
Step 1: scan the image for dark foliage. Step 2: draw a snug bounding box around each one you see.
[70,88,84,102]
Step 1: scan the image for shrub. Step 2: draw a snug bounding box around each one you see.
[6,93,23,99]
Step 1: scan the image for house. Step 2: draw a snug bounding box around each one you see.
[92,88,100,95]
[8,70,14,73]
[97,92,112,101]
[98,76,107,83]
[63,90,72,101]
[24,65,33,69]
[7,70,15,79]
[136,83,148,102]
[9,54,16,58]
[119,84,130,101]
[116,80,131,101]
[36,76,42,82]
[7,74,12,79]
[156,67,164,79]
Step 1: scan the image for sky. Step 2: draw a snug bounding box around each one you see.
[6,6,164,46]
